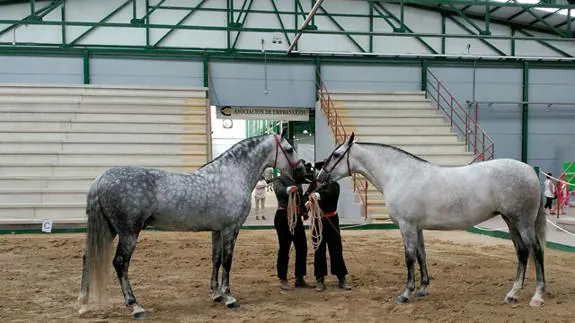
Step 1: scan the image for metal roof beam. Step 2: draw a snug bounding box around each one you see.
[154,0,210,48]
[141,0,167,21]
[528,8,563,25]
[0,0,64,38]
[510,0,568,37]
[402,3,573,41]
[446,14,506,56]
[518,29,573,57]
[449,3,487,34]
[382,0,575,10]
[374,2,439,54]
[230,0,255,50]
[68,0,131,46]
[269,0,292,47]
[318,6,366,52]
[287,0,324,54]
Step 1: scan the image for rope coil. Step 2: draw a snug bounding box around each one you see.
[287,190,300,235]
[307,193,324,252]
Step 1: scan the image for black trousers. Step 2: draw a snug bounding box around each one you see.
[544,196,555,209]
[313,214,348,279]
[274,210,307,280]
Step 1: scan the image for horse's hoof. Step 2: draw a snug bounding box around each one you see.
[77,293,88,305]
[78,305,90,315]
[132,304,146,320]
[133,311,146,320]
[226,302,240,309]
[415,289,428,298]
[225,295,239,309]
[395,295,410,304]
[529,298,544,307]
[505,296,518,304]
[212,295,223,303]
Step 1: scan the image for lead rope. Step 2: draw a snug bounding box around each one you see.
[307,194,324,252]
[322,212,370,270]
[287,191,300,235]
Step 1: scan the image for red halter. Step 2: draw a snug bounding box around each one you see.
[273,134,302,169]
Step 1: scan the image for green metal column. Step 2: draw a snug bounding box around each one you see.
[314,57,321,101]
[440,13,446,54]
[82,50,90,85]
[521,61,529,163]
[421,60,428,92]
[203,53,209,88]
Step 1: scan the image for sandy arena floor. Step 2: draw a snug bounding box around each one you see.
[1,229,575,323]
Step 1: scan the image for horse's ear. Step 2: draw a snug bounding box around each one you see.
[348,132,355,145]
[280,128,287,139]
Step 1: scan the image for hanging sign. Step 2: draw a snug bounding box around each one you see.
[215,106,309,121]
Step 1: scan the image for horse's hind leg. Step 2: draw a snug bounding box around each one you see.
[518,228,546,307]
[211,230,223,303]
[78,254,90,305]
[113,233,146,320]
[220,226,241,308]
[502,218,529,304]
[396,225,418,304]
[414,229,430,298]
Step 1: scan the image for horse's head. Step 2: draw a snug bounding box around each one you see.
[271,128,306,180]
[317,132,355,184]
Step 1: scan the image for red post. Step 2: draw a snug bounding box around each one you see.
[437,82,440,108]
[465,114,469,148]
[474,104,478,155]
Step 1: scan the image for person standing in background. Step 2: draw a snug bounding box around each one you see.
[254,176,268,220]
[555,174,568,217]
[544,173,556,215]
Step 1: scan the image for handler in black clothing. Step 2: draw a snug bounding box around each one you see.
[273,164,313,290]
[305,160,351,292]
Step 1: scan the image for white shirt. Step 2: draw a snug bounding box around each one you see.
[254,180,267,199]
[544,179,555,198]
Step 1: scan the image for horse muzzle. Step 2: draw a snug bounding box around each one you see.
[316,169,329,184]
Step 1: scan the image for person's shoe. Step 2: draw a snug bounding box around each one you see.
[256,216,260,220]
[294,276,314,288]
[315,278,326,292]
[338,276,352,290]
[280,279,293,291]
[262,215,266,220]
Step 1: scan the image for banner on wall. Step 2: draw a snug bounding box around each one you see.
[215,106,309,121]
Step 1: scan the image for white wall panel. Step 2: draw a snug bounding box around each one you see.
[0,56,83,84]
[90,58,203,86]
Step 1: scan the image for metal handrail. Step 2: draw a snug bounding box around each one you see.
[316,73,369,219]
[426,70,495,162]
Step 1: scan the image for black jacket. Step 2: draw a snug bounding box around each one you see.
[273,175,308,215]
[305,180,340,214]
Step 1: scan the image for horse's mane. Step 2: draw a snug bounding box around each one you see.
[356,142,429,163]
[198,134,270,170]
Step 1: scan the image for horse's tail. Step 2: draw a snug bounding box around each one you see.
[84,177,114,304]
[535,194,547,251]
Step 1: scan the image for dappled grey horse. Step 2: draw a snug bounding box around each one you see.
[78,130,305,319]
[317,133,547,308]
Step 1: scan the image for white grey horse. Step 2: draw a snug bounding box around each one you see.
[317,133,547,308]
[78,130,306,319]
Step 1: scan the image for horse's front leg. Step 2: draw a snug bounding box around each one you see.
[396,225,418,304]
[220,226,241,308]
[211,231,223,303]
[415,229,430,297]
